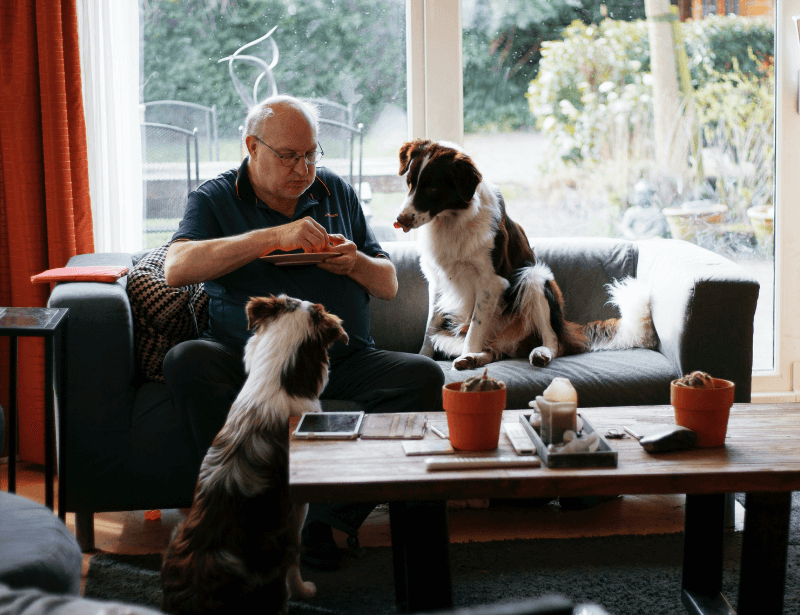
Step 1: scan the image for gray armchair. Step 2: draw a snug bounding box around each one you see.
[49,238,759,551]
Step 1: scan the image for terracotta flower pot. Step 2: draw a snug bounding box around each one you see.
[670,378,735,447]
[442,382,506,451]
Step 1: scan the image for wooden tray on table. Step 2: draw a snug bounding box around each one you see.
[519,413,618,468]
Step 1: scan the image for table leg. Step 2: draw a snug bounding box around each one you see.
[738,491,791,614]
[44,336,54,511]
[681,493,734,615]
[389,501,452,613]
[57,319,67,522]
[8,336,17,493]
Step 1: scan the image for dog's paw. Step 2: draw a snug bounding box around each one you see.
[289,580,317,601]
[299,581,317,600]
[529,346,553,367]
[453,352,491,370]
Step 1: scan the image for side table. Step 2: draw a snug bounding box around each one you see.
[0,307,68,521]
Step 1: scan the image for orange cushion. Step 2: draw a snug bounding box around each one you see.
[31,266,129,284]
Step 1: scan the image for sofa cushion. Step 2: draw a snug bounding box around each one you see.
[439,348,677,409]
[0,492,82,595]
[534,238,639,325]
[126,244,209,383]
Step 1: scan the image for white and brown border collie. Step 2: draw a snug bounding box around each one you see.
[394,139,657,370]
[161,295,348,615]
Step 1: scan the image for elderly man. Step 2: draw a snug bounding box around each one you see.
[163,95,444,568]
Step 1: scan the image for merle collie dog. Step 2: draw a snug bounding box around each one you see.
[394,139,658,370]
[161,294,348,614]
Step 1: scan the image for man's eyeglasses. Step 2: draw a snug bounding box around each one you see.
[254,136,324,167]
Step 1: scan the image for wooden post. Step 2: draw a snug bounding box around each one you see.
[644,0,688,178]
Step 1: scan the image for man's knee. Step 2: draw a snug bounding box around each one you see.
[163,340,204,387]
[163,339,245,461]
[414,354,445,389]
[405,354,445,412]
[163,339,244,390]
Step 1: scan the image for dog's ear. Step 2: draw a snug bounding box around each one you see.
[310,303,349,347]
[322,315,349,347]
[246,295,286,330]
[451,153,483,203]
[398,139,430,176]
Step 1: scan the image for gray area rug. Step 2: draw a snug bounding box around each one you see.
[84,495,800,614]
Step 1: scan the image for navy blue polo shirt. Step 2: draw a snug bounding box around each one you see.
[172,158,389,360]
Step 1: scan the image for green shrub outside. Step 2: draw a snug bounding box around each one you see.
[683,14,774,85]
[462,0,646,132]
[694,53,774,219]
[526,19,653,165]
[527,15,774,168]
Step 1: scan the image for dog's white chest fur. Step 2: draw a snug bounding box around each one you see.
[418,183,502,324]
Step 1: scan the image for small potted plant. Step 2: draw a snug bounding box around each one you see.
[670,371,735,447]
[442,369,506,451]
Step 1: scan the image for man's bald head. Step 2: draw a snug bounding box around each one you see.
[244,96,319,144]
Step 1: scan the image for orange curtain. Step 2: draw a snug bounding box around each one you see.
[0,0,94,463]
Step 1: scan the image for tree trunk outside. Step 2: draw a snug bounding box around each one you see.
[644,0,688,178]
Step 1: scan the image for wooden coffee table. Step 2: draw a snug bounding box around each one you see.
[290,403,799,614]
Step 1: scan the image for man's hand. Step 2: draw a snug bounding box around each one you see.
[316,234,398,300]
[264,216,330,255]
[165,219,335,288]
[317,234,357,275]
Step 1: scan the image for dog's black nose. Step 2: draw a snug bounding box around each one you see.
[395,214,413,233]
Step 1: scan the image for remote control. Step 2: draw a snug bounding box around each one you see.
[425,455,541,471]
[503,422,536,455]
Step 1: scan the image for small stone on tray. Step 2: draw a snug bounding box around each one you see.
[547,431,600,454]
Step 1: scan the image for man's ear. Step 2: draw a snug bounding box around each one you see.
[246,295,286,330]
[244,134,259,159]
[398,139,431,176]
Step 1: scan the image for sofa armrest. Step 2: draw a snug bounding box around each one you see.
[48,253,137,432]
[636,238,759,402]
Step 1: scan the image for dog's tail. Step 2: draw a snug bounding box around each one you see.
[582,277,658,351]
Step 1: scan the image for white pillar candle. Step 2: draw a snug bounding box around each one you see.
[535,395,552,444]
[541,377,578,444]
[548,400,578,444]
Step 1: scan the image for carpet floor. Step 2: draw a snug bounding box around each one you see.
[84,495,800,614]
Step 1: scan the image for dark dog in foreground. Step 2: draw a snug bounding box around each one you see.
[394,139,658,370]
[161,294,348,614]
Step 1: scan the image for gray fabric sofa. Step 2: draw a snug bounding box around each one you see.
[48,237,759,551]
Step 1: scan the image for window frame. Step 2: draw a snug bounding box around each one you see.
[752,0,798,401]
[408,0,791,399]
